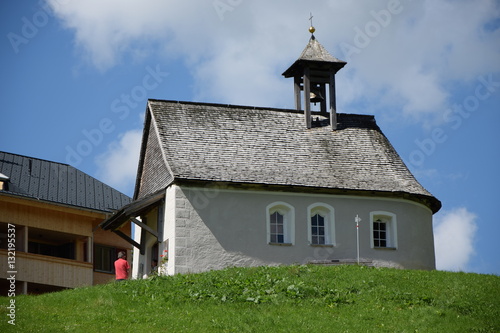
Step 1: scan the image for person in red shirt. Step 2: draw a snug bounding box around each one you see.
[114,251,130,281]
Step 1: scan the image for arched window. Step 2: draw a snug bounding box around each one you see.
[266,202,295,245]
[307,203,335,246]
[270,211,285,243]
[370,211,397,249]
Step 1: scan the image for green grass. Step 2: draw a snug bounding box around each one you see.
[1,265,499,332]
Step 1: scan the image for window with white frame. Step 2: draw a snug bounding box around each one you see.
[308,203,335,246]
[270,211,285,243]
[266,202,295,245]
[311,213,325,245]
[370,212,397,249]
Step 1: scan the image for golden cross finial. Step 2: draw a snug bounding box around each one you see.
[309,12,316,34]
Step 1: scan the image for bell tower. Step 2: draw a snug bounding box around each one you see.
[282,21,346,130]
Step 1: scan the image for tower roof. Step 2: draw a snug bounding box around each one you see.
[282,35,347,78]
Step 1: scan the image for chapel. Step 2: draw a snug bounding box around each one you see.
[100,26,441,277]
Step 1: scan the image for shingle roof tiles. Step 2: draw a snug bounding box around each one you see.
[282,35,347,78]
[147,100,439,212]
[297,35,345,63]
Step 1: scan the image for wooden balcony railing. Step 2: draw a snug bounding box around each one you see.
[0,250,93,288]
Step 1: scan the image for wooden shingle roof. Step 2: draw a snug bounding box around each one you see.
[0,151,131,213]
[135,100,440,212]
[282,35,347,78]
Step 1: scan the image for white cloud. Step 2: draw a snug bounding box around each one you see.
[95,129,142,196]
[433,207,478,272]
[47,0,500,119]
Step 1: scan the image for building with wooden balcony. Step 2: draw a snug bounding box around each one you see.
[0,151,131,294]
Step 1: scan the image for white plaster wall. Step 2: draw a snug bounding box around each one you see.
[162,186,176,275]
[172,185,277,275]
[132,213,160,279]
[132,221,142,279]
[170,186,435,273]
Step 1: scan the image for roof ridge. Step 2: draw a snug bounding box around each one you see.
[148,99,304,114]
[0,150,71,167]
[147,99,374,119]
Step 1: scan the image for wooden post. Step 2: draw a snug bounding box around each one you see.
[320,83,327,114]
[18,226,28,252]
[75,239,83,262]
[21,281,28,295]
[329,73,337,130]
[132,217,158,239]
[113,229,143,253]
[304,67,311,129]
[87,236,92,263]
[294,75,302,110]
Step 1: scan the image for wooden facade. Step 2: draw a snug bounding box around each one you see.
[0,188,131,295]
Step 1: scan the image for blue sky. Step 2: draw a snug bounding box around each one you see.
[1,0,499,275]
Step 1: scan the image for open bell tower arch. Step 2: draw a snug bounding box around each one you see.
[282,22,347,130]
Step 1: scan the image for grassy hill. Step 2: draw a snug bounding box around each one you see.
[1,265,499,332]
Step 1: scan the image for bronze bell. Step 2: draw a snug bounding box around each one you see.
[310,88,325,105]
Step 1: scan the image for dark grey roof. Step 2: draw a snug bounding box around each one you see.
[137,100,440,212]
[282,35,347,78]
[0,151,131,213]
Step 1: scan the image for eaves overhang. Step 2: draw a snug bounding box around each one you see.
[173,179,442,214]
[99,189,165,231]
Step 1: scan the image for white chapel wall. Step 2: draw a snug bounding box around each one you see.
[167,185,435,274]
